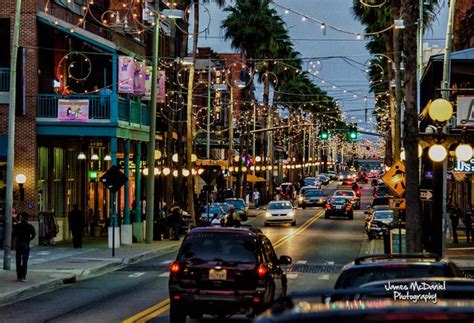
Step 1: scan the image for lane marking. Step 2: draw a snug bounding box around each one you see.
[123,209,324,322]
[136,304,171,323]
[326,261,334,265]
[287,273,299,279]
[158,272,170,278]
[318,274,330,280]
[161,260,173,264]
[128,272,145,278]
[122,299,170,323]
[296,260,307,264]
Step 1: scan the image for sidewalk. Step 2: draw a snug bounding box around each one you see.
[0,236,180,306]
[358,233,474,270]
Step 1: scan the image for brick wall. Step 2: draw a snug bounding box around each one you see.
[0,1,39,216]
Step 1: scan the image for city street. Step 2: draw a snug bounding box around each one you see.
[0,183,373,322]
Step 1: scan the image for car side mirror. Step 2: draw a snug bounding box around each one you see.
[279,255,292,265]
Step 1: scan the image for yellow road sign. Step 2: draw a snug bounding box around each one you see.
[389,198,406,209]
[382,161,406,197]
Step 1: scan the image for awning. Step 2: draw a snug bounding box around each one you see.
[0,135,7,161]
[246,174,266,183]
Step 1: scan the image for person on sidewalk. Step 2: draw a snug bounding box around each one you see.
[167,203,181,241]
[68,204,85,248]
[449,203,461,244]
[12,212,36,282]
[253,190,260,209]
[463,208,472,243]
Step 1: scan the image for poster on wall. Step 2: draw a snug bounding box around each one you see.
[157,70,166,103]
[133,61,146,96]
[57,99,89,122]
[118,56,135,94]
[457,96,474,127]
[144,66,153,100]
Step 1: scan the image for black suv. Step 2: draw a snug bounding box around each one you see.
[334,254,464,289]
[168,227,292,322]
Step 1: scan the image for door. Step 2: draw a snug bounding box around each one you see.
[262,236,285,298]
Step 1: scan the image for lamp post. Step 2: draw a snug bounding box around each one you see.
[146,7,183,243]
[15,174,26,202]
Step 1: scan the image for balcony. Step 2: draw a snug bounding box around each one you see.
[36,94,150,127]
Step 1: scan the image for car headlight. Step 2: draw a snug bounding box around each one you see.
[287,211,295,217]
[298,196,304,202]
[265,212,272,217]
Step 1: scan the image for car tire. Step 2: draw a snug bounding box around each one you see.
[170,303,186,323]
[291,220,296,226]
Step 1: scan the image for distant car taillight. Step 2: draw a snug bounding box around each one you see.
[170,262,180,274]
[346,205,352,211]
[325,204,332,210]
[356,190,361,195]
[257,264,267,278]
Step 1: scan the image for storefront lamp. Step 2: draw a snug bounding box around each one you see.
[182,169,190,177]
[428,99,453,123]
[155,150,162,160]
[91,153,99,161]
[241,166,248,172]
[255,156,261,162]
[104,154,112,161]
[197,168,205,175]
[455,144,473,162]
[77,152,86,160]
[15,174,26,201]
[428,144,448,162]
[162,167,171,176]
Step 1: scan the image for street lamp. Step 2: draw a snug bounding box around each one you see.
[15,173,26,201]
[455,144,473,162]
[428,145,448,162]
[428,98,453,123]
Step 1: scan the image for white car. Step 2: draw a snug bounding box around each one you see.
[264,200,296,227]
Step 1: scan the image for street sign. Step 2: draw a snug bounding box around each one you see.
[389,198,406,209]
[420,189,433,201]
[100,165,128,193]
[382,161,406,197]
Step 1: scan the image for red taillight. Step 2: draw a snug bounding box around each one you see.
[257,264,267,278]
[253,297,262,303]
[170,262,180,274]
[356,190,361,195]
[325,204,332,210]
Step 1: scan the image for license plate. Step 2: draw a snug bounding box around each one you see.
[336,205,342,210]
[209,269,227,280]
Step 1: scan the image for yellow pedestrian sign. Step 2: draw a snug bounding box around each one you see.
[382,161,406,197]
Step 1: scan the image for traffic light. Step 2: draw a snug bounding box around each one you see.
[319,129,330,140]
[347,125,358,141]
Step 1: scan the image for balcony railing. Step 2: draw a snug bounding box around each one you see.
[0,68,10,92]
[37,94,150,126]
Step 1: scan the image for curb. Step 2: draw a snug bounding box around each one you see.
[0,243,180,306]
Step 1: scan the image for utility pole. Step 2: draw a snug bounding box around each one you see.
[227,87,234,189]
[437,0,456,256]
[4,0,22,270]
[145,4,160,243]
[393,0,402,161]
[206,57,211,160]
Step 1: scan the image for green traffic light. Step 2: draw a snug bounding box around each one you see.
[320,131,329,140]
[349,132,357,139]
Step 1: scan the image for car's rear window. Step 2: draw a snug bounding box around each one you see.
[334,191,355,197]
[305,190,324,197]
[335,265,452,288]
[372,198,390,206]
[225,199,245,209]
[178,233,257,263]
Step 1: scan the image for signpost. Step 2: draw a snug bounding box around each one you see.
[420,189,433,201]
[100,165,128,257]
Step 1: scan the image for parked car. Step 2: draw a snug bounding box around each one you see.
[224,198,248,221]
[299,189,327,208]
[168,227,292,321]
[333,190,360,209]
[199,204,226,225]
[365,208,394,240]
[265,201,296,226]
[325,197,354,220]
[334,253,465,289]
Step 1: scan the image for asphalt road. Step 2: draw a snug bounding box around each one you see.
[0,181,374,323]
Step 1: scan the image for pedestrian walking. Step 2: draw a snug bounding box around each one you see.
[463,208,472,243]
[12,212,36,281]
[210,214,221,227]
[449,203,461,244]
[68,204,85,248]
[167,204,181,240]
[253,190,260,209]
